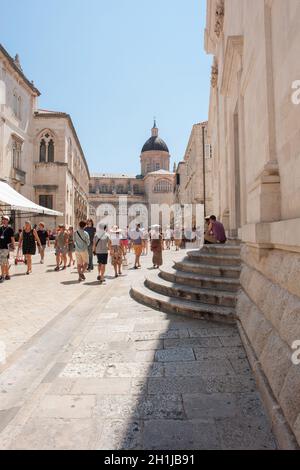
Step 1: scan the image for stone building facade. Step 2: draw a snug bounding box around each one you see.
[175,122,213,217]
[0,45,40,201]
[0,44,89,229]
[33,111,89,228]
[205,0,300,447]
[89,122,175,228]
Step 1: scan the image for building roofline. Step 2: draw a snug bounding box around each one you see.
[194,120,208,127]
[34,110,90,178]
[91,173,137,179]
[0,44,41,96]
[182,121,208,162]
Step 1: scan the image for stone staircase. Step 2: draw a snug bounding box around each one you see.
[130,243,241,324]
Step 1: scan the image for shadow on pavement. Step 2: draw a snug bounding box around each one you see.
[117,307,276,450]
[60,280,81,286]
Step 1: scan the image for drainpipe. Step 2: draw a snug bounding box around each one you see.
[202,125,206,217]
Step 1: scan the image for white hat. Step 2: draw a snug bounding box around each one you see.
[110,226,122,234]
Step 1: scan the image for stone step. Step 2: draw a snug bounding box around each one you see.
[130,281,236,324]
[187,251,241,266]
[159,267,240,292]
[174,260,241,279]
[145,274,237,308]
[196,244,241,256]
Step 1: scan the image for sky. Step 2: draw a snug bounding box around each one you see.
[0,0,211,175]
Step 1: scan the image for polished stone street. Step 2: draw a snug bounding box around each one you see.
[0,248,276,449]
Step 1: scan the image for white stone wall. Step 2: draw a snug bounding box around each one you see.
[0,54,37,201]
[205,0,300,446]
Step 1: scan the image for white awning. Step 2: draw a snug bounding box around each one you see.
[0,181,63,216]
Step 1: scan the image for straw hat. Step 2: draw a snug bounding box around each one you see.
[110,225,122,234]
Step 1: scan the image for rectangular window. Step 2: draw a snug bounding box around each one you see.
[39,195,53,209]
[205,144,212,159]
[155,163,160,170]
[12,138,22,169]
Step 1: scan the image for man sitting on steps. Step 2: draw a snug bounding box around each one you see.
[204,215,227,244]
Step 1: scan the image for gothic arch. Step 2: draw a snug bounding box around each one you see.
[38,129,56,163]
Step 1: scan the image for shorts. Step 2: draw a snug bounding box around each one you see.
[120,239,128,247]
[133,245,143,256]
[68,243,75,253]
[97,253,108,265]
[56,247,68,256]
[75,251,89,265]
[0,249,9,264]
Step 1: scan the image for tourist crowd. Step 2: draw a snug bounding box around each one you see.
[0,215,226,283]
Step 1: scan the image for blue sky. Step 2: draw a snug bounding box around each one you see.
[1,0,211,174]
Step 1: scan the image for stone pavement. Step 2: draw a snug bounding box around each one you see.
[0,247,276,449]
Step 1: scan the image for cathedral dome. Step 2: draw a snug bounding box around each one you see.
[141,120,169,153]
[141,136,169,153]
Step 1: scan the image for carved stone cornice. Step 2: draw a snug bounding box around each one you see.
[220,36,244,96]
[214,0,225,38]
[211,57,218,88]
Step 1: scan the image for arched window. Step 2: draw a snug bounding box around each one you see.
[39,139,46,162]
[101,185,109,193]
[12,137,22,169]
[154,179,172,193]
[48,140,54,162]
[39,130,55,163]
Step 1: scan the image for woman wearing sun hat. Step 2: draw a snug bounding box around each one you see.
[150,225,163,268]
[132,223,143,269]
[110,226,123,277]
